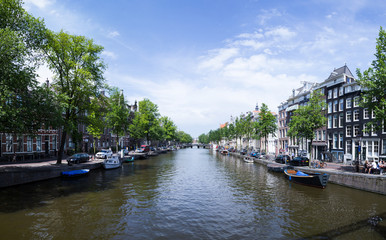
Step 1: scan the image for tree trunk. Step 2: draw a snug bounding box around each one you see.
[57,130,67,164]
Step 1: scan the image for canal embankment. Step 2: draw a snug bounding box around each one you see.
[0,159,104,188]
[230,152,386,195]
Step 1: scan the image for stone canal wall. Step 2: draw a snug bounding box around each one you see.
[230,152,386,195]
[0,160,103,188]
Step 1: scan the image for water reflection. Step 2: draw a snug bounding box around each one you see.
[0,148,385,239]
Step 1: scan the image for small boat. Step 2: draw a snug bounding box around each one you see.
[102,155,122,169]
[122,156,135,163]
[243,156,254,163]
[220,149,229,155]
[61,169,90,177]
[284,169,330,188]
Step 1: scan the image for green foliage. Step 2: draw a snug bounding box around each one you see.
[288,90,326,158]
[255,103,278,152]
[129,99,160,144]
[356,26,386,131]
[106,88,130,152]
[0,0,60,135]
[198,133,209,144]
[159,116,177,142]
[176,131,193,143]
[44,30,106,163]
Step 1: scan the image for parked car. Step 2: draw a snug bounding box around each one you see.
[95,149,113,159]
[67,153,90,164]
[289,156,309,166]
[240,149,247,155]
[275,155,290,164]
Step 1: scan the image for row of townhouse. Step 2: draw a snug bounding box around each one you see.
[0,94,138,161]
[278,65,386,164]
[221,104,279,155]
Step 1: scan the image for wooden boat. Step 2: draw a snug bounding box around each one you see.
[102,155,122,169]
[284,169,330,188]
[61,169,90,177]
[243,156,254,163]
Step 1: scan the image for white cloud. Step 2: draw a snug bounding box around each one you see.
[102,50,118,60]
[24,0,54,9]
[265,27,296,40]
[198,48,239,71]
[257,9,282,25]
[108,31,120,38]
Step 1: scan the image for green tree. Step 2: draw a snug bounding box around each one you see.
[129,99,160,146]
[106,88,130,153]
[0,0,59,136]
[159,116,177,144]
[176,131,193,144]
[255,103,277,153]
[356,26,386,131]
[44,30,106,164]
[198,133,209,144]
[287,90,326,160]
[86,94,107,154]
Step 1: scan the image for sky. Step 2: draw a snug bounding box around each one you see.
[24,0,386,138]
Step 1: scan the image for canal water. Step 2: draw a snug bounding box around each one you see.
[0,148,385,239]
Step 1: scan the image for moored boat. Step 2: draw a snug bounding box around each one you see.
[284,169,329,188]
[61,169,90,177]
[220,149,229,155]
[243,156,254,163]
[102,155,122,169]
[122,156,135,163]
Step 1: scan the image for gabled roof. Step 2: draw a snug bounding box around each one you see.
[327,64,354,80]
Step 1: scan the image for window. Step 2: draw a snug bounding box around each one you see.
[346,140,352,154]
[318,131,322,141]
[354,125,360,137]
[354,109,359,121]
[328,90,332,99]
[363,108,369,119]
[374,141,379,156]
[328,102,332,113]
[17,136,23,152]
[322,130,326,141]
[6,134,12,152]
[346,126,352,137]
[345,86,352,93]
[333,114,338,128]
[339,99,344,111]
[382,140,386,155]
[363,124,369,136]
[333,133,338,148]
[339,87,344,96]
[346,98,352,108]
[27,136,32,152]
[339,133,343,149]
[346,111,352,122]
[36,136,41,151]
[328,115,332,128]
[353,96,359,107]
[339,113,344,127]
[333,88,338,98]
[334,100,338,112]
[368,141,373,156]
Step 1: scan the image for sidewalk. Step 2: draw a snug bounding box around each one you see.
[0,158,104,188]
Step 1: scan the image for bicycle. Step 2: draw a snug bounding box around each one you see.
[311,160,327,169]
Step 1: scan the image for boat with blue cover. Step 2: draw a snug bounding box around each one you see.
[284,168,329,188]
[61,169,90,177]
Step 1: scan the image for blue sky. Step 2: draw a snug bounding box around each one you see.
[24,0,386,138]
